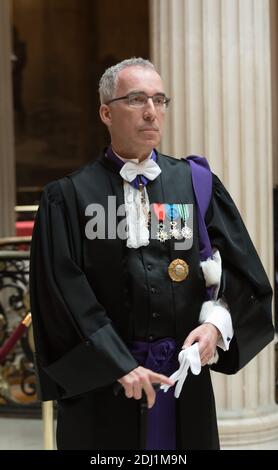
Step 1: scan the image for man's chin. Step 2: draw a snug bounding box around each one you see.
[139,137,160,148]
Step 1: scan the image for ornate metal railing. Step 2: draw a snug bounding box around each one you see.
[0,236,39,416]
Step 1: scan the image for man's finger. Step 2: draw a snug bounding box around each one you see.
[133,380,143,400]
[142,381,156,408]
[198,343,207,356]
[151,373,174,386]
[182,331,199,349]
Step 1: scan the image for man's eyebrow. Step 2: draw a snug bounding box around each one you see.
[126,89,166,95]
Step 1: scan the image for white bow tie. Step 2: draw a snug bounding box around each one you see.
[120,158,161,182]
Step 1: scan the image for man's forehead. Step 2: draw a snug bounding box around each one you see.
[116,66,164,94]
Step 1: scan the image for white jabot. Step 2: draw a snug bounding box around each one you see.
[160,343,201,398]
[112,150,161,249]
[120,158,161,182]
[123,181,150,249]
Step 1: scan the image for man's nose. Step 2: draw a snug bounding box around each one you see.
[146,97,156,111]
[143,98,156,119]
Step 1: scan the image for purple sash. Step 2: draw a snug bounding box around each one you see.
[185,156,214,299]
[130,338,178,450]
[185,156,213,260]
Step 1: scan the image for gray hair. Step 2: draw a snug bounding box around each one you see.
[99,57,157,104]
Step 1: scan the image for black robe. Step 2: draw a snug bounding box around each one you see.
[30,151,274,450]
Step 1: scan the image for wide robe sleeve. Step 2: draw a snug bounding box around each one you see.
[30,180,138,401]
[205,175,274,374]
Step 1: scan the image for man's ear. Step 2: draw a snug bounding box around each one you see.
[99,104,112,127]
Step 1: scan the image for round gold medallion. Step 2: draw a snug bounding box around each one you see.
[168,258,189,282]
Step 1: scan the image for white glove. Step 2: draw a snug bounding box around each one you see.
[160,343,201,398]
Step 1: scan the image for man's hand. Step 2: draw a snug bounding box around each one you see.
[182,323,220,366]
[118,366,174,409]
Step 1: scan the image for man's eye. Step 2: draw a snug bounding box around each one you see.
[153,96,165,105]
[130,95,145,104]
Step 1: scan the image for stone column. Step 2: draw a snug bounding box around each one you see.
[150,0,278,448]
[0,0,15,237]
[271,0,278,188]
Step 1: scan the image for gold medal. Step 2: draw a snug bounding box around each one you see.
[168,258,189,282]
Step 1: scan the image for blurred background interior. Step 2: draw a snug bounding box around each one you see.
[0,0,278,449]
[0,0,149,449]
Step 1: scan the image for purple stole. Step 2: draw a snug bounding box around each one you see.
[130,339,178,450]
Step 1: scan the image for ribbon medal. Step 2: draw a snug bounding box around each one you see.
[165,204,183,240]
[152,203,193,243]
[153,203,169,242]
[177,204,193,239]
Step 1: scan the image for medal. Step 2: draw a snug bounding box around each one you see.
[153,203,169,242]
[165,204,183,240]
[165,204,179,221]
[168,258,189,282]
[178,204,193,239]
[169,221,183,240]
[181,225,193,239]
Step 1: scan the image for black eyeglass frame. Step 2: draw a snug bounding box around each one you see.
[105,91,171,108]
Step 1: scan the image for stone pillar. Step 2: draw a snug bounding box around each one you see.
[150,0,278,449]
[271,0,278,187]
[0,0,15,237]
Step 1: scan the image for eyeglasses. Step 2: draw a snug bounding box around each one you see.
[106,91,171,109]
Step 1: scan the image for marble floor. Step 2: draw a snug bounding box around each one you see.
[0,416,278,450]
[0,417,55,450]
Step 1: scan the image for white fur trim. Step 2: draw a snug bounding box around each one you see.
[200,249,222,288]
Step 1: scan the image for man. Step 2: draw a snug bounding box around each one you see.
[30,58,274,450]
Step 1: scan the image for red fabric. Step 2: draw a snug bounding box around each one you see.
[0,323,27,363]
[16,221,34,236]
